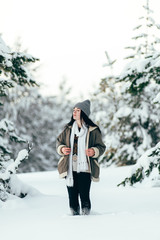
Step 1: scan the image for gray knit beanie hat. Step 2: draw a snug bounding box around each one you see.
[74,99,91,117]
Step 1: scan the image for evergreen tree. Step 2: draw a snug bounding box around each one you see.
[91,51,121,166]
[0,36,38,201]
[2,79,73,173]
[118,141,160,187]
[100,0,160,166]
[125,0,160,59]
[118,55,160,186]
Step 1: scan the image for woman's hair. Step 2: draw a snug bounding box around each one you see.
[66,110,100,131]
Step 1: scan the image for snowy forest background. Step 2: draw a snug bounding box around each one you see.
[1,0,160,201]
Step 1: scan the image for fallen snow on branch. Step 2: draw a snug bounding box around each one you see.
[0,149,29,181]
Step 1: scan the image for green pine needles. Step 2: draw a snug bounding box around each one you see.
[118,142,160,186]
[0,35,39,201]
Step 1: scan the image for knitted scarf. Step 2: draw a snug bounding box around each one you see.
[66,121,88,187]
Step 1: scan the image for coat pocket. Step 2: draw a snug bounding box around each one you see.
[58,156,64,165]
[57,156,68,176]
[90,159,100,179]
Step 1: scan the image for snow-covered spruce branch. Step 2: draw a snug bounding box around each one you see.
[0,143,32,181]
[118,142,160,186]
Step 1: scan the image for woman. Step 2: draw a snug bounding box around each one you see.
[56,99,106,216]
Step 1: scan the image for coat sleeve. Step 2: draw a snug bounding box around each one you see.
[90,128,106,159]
[56,128,67,156]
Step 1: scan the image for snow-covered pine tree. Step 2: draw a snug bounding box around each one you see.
[1,78,73,173]
[0,37,42,172]
[118,141,160,187]
[118,55,160,186]
[21,79,73,172]
[0,35,38,201]
[125,0,160,59]
[100,0,160,167]
[91,51,122,166]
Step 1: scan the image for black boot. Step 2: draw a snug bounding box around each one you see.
[82,207,90,215]
[70,207,80,216]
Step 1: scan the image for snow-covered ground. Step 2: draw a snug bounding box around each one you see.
[1,166,160,240]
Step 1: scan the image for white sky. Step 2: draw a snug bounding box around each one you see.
[1,0,160,99]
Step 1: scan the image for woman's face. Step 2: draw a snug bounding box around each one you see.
[73,107,81,121]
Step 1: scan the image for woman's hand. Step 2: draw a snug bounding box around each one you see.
[86,148,95,157]
[61,147,71,155]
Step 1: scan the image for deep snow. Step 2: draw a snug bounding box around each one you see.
[1,166,160,240]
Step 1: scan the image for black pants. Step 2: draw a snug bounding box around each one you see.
[67,172,91,213]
